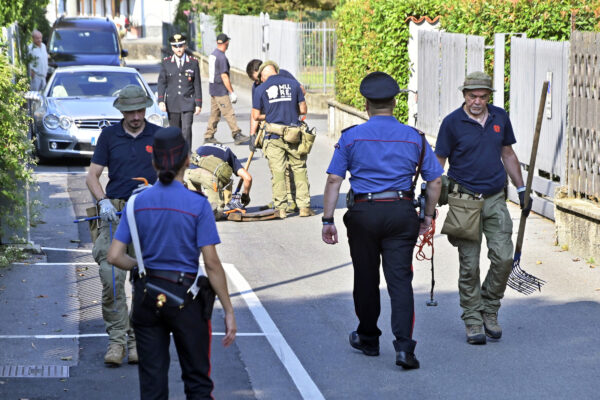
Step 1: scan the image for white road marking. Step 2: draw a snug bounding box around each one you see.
[0,332,264,339]
[223,263,325,400]
[41,247,92,253]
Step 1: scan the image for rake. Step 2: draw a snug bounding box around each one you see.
[507,81,548,295]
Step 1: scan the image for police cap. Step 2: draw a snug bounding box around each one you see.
[153,127,189,170]
[169,33,187,46]
[359,71,400,100]
[216,33,230,44]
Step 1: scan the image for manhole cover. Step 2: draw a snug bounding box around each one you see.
[0,365,69,378]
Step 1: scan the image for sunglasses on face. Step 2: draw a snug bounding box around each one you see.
[171,44,185,48]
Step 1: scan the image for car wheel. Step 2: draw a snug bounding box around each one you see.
[31,131,48,165]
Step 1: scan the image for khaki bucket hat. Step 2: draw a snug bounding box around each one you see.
[459,71,495,92]
[113,85,154,112]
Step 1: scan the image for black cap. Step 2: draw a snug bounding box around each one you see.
[152,127,189,170]
[169,33,187,45]
[359,72,400,100]
[216,33,230,44]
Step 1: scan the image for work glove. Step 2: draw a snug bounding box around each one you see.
[229,92,238,104]
[98,198,119,223]
[241,193,251,206]
[518,189,532,218]
[228,193,244,210]
[249,133,257,151]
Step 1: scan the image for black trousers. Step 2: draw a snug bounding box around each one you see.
[132,277,213,400]
[343,199,419,353]
[168,111,194,148]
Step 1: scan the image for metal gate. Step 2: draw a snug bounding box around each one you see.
[297,21,336,93]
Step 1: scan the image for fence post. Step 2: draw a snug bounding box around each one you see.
[493,33,505,108]
[322,21,327,93]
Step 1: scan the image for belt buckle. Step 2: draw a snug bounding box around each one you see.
[367,193,373,201]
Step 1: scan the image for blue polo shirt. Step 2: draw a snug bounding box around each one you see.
[189,143,243,173]
[251,69,299,99]
[327,116,443,194]
[91,120,160,199]
[435,104,516,195]
[252,74,305,126]
[208,48,229,97]
[115,180,220,274]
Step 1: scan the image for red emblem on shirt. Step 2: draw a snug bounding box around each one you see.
[493,125,501,133]
[146,145,153,153]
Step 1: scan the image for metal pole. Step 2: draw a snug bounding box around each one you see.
[322,21,326,94]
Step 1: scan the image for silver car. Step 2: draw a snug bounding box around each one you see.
[26,65,168,161]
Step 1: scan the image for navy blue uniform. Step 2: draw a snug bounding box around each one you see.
[327,117,443,355]
[157,54,202,146]
[190,143,243,173]
[91,120,160,199]
[252,74,305,126]
[115,180,220,398]
[435,103,516,195]
[251,69,298,98]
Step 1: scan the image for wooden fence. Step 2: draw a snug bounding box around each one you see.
[568,31,600,202]
[416,30,484,137]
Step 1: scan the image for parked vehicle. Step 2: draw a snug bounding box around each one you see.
[26,65,168,161]
[47,16,128,76]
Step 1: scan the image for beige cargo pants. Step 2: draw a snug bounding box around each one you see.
[204,95,241,139]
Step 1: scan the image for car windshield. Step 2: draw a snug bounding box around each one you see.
[49,29,118,54]
[48,71,146,98]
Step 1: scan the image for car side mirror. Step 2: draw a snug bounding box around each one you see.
[121,49,128,57]
[25,91,42,101]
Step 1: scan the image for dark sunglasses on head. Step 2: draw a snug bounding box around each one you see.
[171,44,185,48]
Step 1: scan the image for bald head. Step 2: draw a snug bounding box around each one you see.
[32,30,43,47]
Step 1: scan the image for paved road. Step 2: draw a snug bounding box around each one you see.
[1,61,599,399]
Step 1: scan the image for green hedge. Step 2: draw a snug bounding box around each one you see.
[335,0,600,121]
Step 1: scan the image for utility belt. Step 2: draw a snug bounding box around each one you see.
[86,198,128,243]
[263,121,316,156]
[132,267,216,318]
[347,189,414,209]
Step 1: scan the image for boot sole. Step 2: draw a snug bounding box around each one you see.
[467,334,487,345]
[350,342,379,356]
[484,327,502,339]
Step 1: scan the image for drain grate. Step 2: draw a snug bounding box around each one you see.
[0,365,69,378]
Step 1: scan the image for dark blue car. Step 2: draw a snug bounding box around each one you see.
[47,17,128,75]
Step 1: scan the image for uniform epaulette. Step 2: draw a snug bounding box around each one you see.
[341,124,357,134]
[189,55,197,60]
[163,56,169,60]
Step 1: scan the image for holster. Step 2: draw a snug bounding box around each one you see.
[195,276,216,320]
[265,122,302,144]
[346,188,355,210]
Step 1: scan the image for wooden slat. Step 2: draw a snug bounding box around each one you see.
[417,30,440,137]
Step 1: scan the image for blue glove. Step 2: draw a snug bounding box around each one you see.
[228,194,244,210]
[518,189,532,218]
[98,198,119,223]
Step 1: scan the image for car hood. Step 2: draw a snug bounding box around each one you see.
[50,53,121,67]
[47,97,123,119]
[46,97,161,118]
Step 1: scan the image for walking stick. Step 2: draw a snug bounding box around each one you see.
[507,81,548,295]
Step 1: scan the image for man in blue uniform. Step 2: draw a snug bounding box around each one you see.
[322,72,442,369]
[435,71,531,345]
[184,142,253,219]
[157,33,202,147]
[204,33,249,145]
[252,61,313,218]
[246,59,304,212]
[86,85,162,366]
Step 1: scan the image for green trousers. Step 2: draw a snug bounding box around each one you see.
[184,168,232,219]
[263,137,310,210]
[447,191,514,325]
[92,205,136,347]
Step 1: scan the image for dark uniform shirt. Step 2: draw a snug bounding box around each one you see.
[252,74,305,126]
[208,49,229,97]
[91,120,161,199]
[115,181,220,274]
[251,69,298,98]
[435,103,516,195]
[327,116,443,194]
[157,54,202,112]
[189,143,243,174]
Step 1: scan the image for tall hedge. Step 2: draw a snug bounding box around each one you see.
[335,0,600,121]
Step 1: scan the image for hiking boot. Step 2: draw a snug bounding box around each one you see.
[466,325,487,345]
[128,344,139,364]
[482,312,502,339]
[286,202,299,213]
[299,207,315,217]
[276,209,287,219]
[233,132,250,145]
[104,343,125,366]
[204,137,222,145]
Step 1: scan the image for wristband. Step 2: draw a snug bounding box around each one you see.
[97,196,108,205]
[322,217,334,224]
[516,186,526,193]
